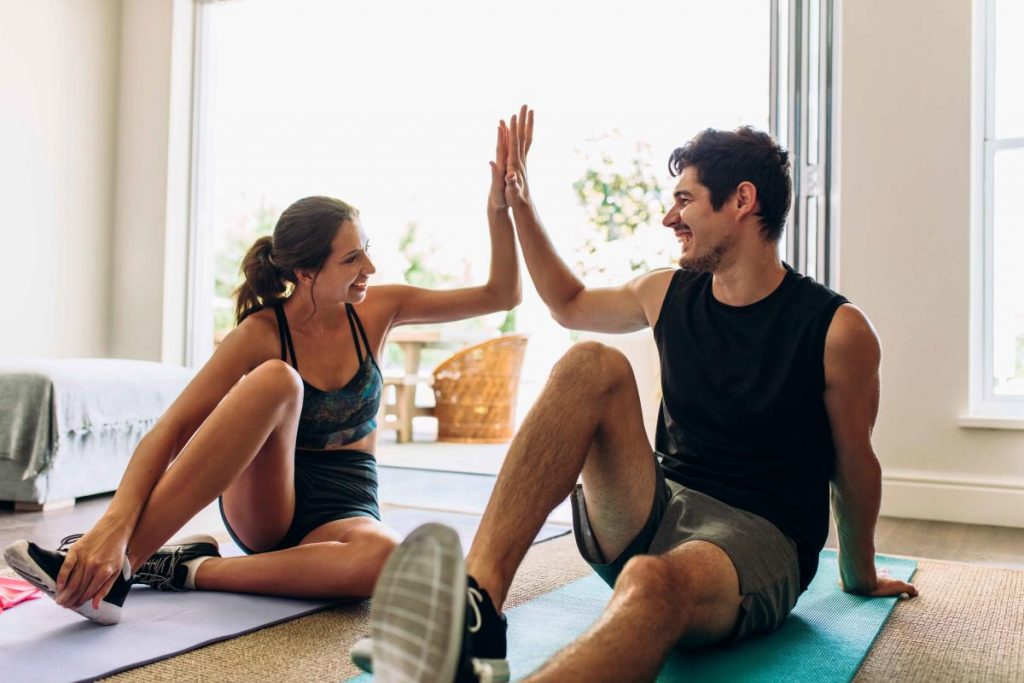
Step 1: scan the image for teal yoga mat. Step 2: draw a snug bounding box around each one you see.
[348,550,916,682]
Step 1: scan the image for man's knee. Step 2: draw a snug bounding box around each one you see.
[551,341,635,394]
[616,554,693,616]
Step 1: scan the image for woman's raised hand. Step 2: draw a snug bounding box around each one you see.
[504,104,534,207]
[488,119,511,211]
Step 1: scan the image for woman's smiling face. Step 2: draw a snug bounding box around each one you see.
[308,218,376,304]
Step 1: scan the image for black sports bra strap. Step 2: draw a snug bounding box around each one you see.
[345,304,365,364]
[346,304,375,365]
[274,304,299,371]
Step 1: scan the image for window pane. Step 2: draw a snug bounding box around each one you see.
[805,195,818,279]
[992,148,1024,396]
[776,0,789,148]
[195,0,770,371]
[995,0,1024,139]
[806,0,820,163]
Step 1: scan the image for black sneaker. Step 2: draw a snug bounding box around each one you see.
[3,533,132,625]
[134,534,220,592]
[466,576,508,659]
[363,523,510,683]
[350,575,508,676]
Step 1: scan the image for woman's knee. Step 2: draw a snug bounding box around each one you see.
[345,533,398,598]
[247,359,304,403]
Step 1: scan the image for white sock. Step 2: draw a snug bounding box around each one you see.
[183,555,215,590]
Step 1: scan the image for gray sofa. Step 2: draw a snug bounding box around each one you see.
[0,358,194,509]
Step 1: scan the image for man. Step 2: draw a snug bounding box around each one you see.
[359,107,918,683]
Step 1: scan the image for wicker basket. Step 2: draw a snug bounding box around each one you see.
[431,334,529,443]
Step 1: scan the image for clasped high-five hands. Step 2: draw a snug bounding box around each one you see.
[488,104,534,212]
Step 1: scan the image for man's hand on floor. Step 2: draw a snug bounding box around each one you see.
[841,567,919,598]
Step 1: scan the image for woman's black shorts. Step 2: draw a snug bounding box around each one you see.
[219,448,381,554]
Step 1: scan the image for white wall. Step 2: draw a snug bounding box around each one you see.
[110,0,192,363]
[0,0,120,357]
[838,0,1024,527]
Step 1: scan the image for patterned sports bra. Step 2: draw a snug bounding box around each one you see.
[274,304,383,450]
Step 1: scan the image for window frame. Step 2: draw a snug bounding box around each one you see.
[770,0,838,289]
[967,0,1024,421]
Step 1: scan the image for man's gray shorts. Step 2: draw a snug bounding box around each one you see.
[570,461,800,643]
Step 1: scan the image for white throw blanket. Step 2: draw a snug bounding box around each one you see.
[0,358,195,481]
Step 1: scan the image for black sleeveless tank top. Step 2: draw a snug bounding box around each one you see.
[653,264,848,590]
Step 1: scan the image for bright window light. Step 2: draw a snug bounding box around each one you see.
[983,0,1024,404]
[192,0,770,376]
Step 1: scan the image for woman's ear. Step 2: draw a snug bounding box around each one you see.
[294,269,315,286]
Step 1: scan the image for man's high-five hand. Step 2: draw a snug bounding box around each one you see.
[505,104,534,206]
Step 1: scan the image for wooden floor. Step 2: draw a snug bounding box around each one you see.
[863,516,1024,569]
[3,489,1024,571]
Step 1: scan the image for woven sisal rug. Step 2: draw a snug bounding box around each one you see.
[854,558,1024,682]
[3,539,1022,682]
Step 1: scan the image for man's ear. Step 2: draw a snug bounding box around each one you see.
[734,181,759,220]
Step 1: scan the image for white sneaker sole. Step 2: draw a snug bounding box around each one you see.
[368,523,467,683]
[351,636,510,682]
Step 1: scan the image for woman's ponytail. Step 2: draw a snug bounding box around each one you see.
[234,236,289,324]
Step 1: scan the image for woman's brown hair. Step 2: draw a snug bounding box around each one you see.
[234,196,359,324]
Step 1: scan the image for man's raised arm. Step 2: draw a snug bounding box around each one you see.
[503,106,660,332]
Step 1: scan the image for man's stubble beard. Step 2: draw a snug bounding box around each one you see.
[679,234,733,273]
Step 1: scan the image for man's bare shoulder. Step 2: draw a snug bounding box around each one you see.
[826,304,879,349]
[825,304,881,382]
[628,268,678,328]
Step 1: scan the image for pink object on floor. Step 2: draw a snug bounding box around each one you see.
[0,576,44,613]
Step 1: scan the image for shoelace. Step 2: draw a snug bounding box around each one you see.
[57,533,83,553]
[133,547,188,590]
[467,586,484,634]
[56,533,131,558]
[53,532,132,581]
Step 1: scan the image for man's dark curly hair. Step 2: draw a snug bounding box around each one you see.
[668,127,792,243]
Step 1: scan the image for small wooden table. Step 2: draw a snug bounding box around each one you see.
[382,328,492,443]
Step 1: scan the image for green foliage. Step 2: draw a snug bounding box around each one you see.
[399,221,457,289]
[572,140,669,278]
[399,221,516,335]
[1016,336,1024,378]
[573,155,665,242]
[213,201,277,338]
[498,309,516,334]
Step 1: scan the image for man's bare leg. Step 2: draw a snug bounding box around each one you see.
[525,541,744,683]
[467,341,658,608]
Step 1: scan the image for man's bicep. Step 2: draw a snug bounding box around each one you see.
[557,269,675,332]
[556,285,649,332]
[824,305,882,476]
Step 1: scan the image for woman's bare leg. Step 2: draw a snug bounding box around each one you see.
[194,517,401,599]
[124,359,304,570]
[120,358,399,600]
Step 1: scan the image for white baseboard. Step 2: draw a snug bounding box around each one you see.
[881,469,1024,528]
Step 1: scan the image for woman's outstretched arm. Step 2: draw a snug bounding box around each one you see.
[369,120,521,328]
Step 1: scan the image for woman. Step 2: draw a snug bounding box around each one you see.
[4,121,520,625]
